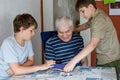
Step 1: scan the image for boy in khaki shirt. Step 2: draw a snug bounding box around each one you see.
[64,0,120,78]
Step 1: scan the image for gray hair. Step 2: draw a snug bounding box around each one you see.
[55,16,73,30]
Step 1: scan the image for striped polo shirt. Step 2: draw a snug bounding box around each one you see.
[45,33,84,65]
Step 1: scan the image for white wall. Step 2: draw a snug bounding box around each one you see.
[43,0,54,31]
[0,0,42,64]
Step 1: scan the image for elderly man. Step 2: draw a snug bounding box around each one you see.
[45,16,88,67]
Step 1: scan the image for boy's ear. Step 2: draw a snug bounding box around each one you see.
[20,26,25,32]
[88,4,94,9]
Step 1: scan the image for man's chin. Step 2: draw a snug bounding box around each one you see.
[63,39,70,42]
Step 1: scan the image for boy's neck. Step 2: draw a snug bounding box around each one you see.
[14,33,25,46]
[91,8,97,18]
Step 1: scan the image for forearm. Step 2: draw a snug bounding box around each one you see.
[71,42,96,66]
[7,57,34,75]
[11,65,42,75]
[64,38,99,72]
[75,23,89,32]
[10,60,55,75]
[71,38,99,66]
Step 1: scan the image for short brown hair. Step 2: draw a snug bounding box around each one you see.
[75,0,97,12]
[13,13,38,33]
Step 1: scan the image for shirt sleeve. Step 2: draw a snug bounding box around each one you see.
[91,17,106,39]
[1,40,18,63]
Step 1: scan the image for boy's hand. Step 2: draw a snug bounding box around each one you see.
[7,68,14,75]
[46,60,56,66]
[40,60,56,70]
[63,61,76,72]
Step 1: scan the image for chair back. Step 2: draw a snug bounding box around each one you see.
[40,31,57,51]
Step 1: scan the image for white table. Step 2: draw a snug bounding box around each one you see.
[9,66,117,80]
